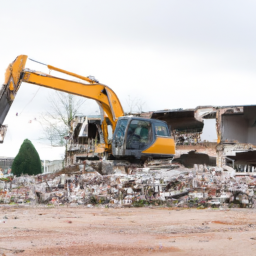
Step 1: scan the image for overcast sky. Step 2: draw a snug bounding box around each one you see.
[0,0,256,159]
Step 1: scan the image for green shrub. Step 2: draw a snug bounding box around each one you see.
[90,196,98,205]
[12,139,42,176]
[133,200,149,207]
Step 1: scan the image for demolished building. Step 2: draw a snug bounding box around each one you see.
[150,105,256,175]
[66,105,256,175]
[66,115,104,166]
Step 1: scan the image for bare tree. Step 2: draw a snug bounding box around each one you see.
[125,95,145,114]
[40,91,86,146]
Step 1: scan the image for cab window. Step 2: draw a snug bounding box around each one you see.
[126,120,152,149]
[155,125,169,136]
[114,119,128,142]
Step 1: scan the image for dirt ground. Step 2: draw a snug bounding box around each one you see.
[1,205,256,256]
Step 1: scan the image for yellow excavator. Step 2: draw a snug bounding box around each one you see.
[0,55,175,161]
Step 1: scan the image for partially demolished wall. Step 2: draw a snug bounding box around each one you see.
[66,115,103,166]
[151,105,256,174]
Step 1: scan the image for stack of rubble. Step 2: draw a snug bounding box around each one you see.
[0,159,256,208]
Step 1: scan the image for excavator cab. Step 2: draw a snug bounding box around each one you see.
[112,117,175,160]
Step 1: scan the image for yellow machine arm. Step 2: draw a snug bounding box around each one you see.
[1,55,124,149]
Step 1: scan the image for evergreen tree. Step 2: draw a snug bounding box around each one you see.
[12,139,42,176]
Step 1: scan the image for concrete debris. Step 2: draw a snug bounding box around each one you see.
[1,160,256,208]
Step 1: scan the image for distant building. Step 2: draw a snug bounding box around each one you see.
[41,160,63,174]
[0,157,14,174]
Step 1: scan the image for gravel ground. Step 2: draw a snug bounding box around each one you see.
[0,205,256,255]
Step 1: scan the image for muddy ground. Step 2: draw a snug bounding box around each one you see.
[0,206,256,256]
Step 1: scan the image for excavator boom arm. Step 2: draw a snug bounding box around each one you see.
[0,55,124,147]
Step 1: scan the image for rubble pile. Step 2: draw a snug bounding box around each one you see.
[1,160,256,208]
[173,130,201,145]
